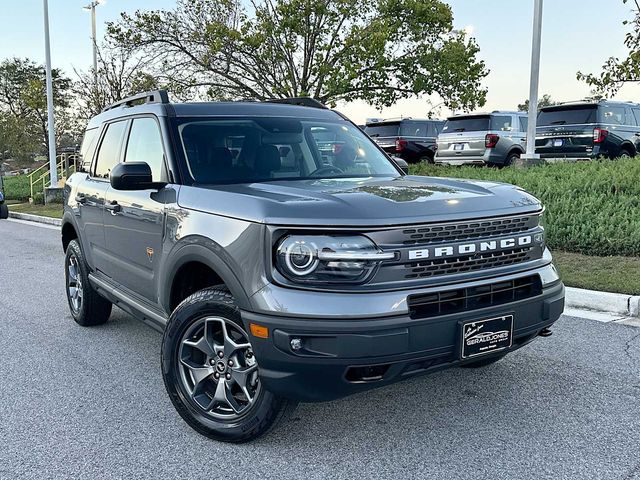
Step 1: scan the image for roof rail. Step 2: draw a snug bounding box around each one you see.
[266,97,327,109]
[102,90,170,112]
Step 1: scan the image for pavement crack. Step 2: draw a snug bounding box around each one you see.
[624,331,640,362]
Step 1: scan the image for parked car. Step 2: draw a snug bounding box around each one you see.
[0,191,7,219]
[435,111,527,166]
[535,100,640,160]
[365,118,445,163]
[62,90,563,443]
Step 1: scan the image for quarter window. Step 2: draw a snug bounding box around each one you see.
[125,118,165,182]
[632,108,640,126]
[491,115,512,131]
[600,106,626,125]
[94,121,128,179]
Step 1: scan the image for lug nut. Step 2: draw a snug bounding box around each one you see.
[228,359,234,367]
[225,373,231,380]
[217,351,224,358]
[214,372,220,379]
[210,359,216,366]
[290,338,303,351]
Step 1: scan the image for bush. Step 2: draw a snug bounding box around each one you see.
[410,159,640,257]
[32,192,45,205]
[2,175,31,201]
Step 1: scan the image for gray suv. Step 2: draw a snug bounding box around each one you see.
[61,91,564,443]
[436,111,528,166]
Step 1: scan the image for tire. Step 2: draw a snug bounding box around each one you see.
[64,239,112,326]
[419,154,435,164]
[504,151,520,167]
[0,203,8,219]
[161,287,295,443]
[460,354,506,369]
[618,148,633,159]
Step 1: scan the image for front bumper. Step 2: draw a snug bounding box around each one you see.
[241,271,564,402]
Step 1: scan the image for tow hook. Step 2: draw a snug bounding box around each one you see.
[539,327,553,337]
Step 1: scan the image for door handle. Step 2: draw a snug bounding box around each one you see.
[75,195,86,205]
[105,201,122,214]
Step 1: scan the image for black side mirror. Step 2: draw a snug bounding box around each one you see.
[395,158,409,175]
[110,162,166,191]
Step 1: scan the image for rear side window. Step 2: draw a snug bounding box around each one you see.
[491,115,512,131]
[441,116,490,133]
[364,123,399,137]
[599,106,626,125]
[79,128,99,172]
[400,121,427,137]
[124,117,165,182]
[519,116,528,132]
[94,121,128,179]
[632,108,640,126]
[537,107,597,126]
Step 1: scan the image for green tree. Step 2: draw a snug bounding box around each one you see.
[517,94,556,112]
[0,58,73,159]
[577,0,640,96]
[107,0,489,110]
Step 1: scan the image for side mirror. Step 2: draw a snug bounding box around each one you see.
[110,162,166,191]
[394,158,409,175]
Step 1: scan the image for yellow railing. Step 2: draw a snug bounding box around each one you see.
[28,154,78,199]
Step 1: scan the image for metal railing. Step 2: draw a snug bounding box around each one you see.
[28,153,78,199]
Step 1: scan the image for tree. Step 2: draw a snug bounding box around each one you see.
[517,94,556,112]
[0,58,73,159]
[107,0,489,110]
[577,0,640,96]
[73,43,160,119]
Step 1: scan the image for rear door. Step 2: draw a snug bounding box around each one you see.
[436,115,490,160]
[364,122,400,154]
[102,116,167,304]
[77,120,128,274]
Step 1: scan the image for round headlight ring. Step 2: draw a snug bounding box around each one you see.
[284,241,319,276]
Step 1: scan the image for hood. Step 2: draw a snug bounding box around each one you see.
[177,176,542,226]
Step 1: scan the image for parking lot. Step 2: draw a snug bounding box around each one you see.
[1,219,639,480]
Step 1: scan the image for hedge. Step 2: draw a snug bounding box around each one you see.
[410,159,640,257]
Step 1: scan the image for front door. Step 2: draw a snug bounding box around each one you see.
[102,117,167,305]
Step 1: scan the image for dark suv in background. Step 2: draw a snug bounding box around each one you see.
[535,100,640,160]
[365,118,445,163]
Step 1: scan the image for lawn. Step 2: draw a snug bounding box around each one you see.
[8,202,62,219]
[2,175,31,202]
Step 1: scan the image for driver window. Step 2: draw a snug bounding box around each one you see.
[124,117,165,182]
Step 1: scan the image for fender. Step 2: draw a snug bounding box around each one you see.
[160,237,252,315]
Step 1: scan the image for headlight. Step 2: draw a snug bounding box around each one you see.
[275,235,394,284]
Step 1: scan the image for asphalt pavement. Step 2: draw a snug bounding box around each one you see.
[1,219,639,480]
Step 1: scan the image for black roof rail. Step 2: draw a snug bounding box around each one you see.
[266,97,327,109]
[102,90,170,112]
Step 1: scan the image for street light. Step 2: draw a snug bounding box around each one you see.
[83,0,105,84]
[42,0,57,188]
[523,0,543,163]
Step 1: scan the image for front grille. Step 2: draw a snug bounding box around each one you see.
[398,215,537,246]
[407,275,542,319]
[403,247,536,279]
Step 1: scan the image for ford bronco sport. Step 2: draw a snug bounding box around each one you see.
[62,91,564,443]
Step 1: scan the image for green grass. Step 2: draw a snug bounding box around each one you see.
[2,175,31,202]
[553,250,640,295]
[410,159,640,257]
[9,202,62,219]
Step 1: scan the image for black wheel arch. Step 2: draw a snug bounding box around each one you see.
[619,141,636,156]
[161,238,252,315]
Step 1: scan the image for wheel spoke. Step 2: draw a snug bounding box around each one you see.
[221,321,251,358]
[183,336,215,358]
[230,364,257,391]
[180,359,212,389]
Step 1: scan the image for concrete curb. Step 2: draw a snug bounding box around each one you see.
[8,211,61,227]
[565,286,640,318]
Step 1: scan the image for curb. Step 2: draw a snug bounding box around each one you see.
[8,211,62,227]
[565,286,640,318]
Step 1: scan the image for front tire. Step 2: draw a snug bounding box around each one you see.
[0,203,8,219]
[161,288,295,443]
[65,239,112,326]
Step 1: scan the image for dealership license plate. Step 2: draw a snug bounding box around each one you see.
[553,139,564,147]
[461,315,513,359]
[453,143,465,151]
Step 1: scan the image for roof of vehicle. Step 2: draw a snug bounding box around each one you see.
[87,90,345,129]
[446,110,525,120]
[540,100,640,111]
[366,117,445,125]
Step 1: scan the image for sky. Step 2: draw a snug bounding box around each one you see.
[1,0,639,124]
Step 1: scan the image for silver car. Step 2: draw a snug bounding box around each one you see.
[436,111,528,166]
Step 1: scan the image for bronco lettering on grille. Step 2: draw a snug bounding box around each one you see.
[408,234,537,260]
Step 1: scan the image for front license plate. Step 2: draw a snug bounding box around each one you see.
[461,315,513,359]
[553,139,564,147]
[453,143,465,151]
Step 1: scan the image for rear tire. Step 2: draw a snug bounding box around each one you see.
[0,203,8,219]
[504,151,520,167]
[419,154,435,164]
[65,239,112,326]
[162,287,295,443]
[619,148,633,159]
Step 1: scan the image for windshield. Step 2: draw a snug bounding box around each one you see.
[176,117,400,184]
[441,116,490,133]
[538,107,597,126]
[364,123,400,137]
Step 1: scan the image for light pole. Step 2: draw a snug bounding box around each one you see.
[42,0,57,187]
[523,0,543,162]
[83,0,105,84]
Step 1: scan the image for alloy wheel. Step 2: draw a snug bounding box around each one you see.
[178,316,260,420]
[67,253,83,314]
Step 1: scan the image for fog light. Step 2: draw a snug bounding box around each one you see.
[290,338,303,351]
